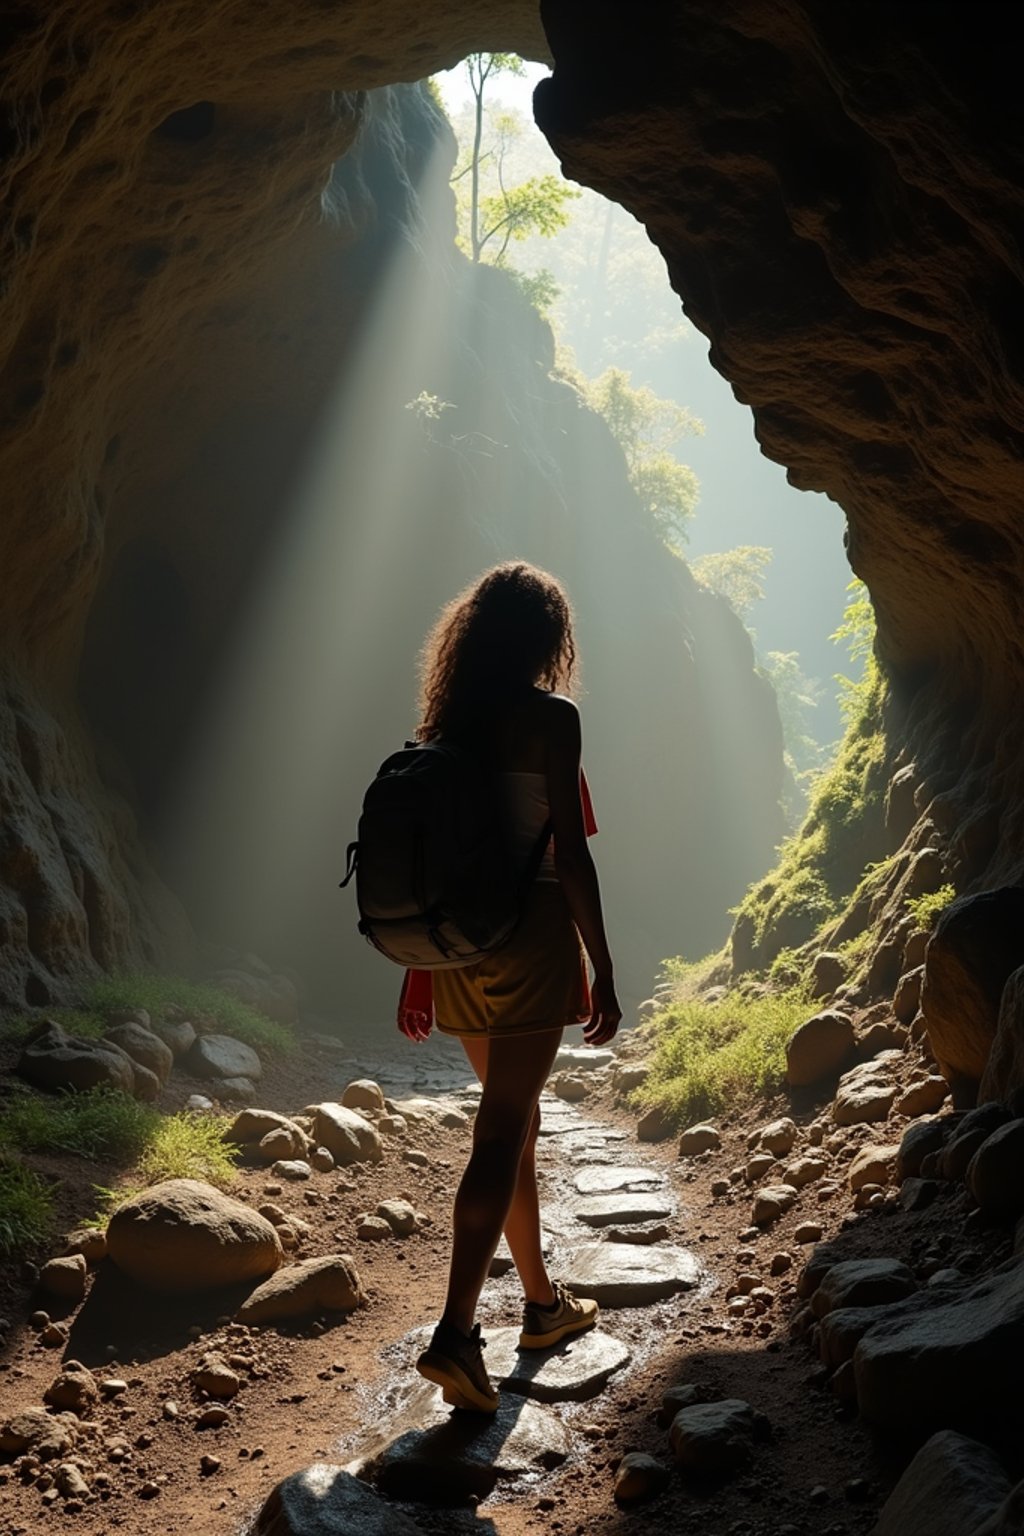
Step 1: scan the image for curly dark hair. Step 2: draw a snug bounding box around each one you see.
[417,561,577,741]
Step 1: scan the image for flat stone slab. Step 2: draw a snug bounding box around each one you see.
[482,1326,631,1402]
[553,1046,616,1073]
[347,1379,569,1503]
[574,1165,667,1195]
[563,1242,700,1306]
[575,1192,674,1227]
[252,1465,423,1535]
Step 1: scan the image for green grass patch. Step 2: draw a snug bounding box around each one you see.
[906,883,956,931]
[85,973,294,1056]
[0,1087,159,1162]
[92,1111,239,1222]
[640,984,813,1125]
[0,1155,56,1257]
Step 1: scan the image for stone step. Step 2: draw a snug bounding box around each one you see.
[563,1242,701,1306]
[482,1325,631,1402]
[575,1191,674,1227]
[574,1165,667,1195]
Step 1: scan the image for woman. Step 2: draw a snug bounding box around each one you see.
[402,561,622,1413]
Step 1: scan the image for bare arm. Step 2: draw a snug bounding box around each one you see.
[545,697,621,1044]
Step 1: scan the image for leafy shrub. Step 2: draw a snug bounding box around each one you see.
[640,984,813,1125]
[0,1157,55,1257]
[85,974,293,1055]
[907,884,956,931]
[135,1112,238,1188]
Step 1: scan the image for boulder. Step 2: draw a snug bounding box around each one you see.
[854,1257,1024,1430]
[312,1103,383,1165]
[340,1079,385,1114]
[236,1255,364,1323]
[131,1062,161,1101]
[967,1119,1024,1215]
[186,1034,262,1082]
[896,1076,950,1117]
[920,888,1024,1096]
[848,1143,899,1191]
[147,1017,197,1057]
[785,1010,855,1087]
[981,965,1024,1105]
[869,1430,1010,1536]
[936,1104,1011,1180]
[18,1021,135,1095]
[678,1123,721,1155]
[106,1179,282,1292]
[102,1022,173,1085]
[217,1076,258,1103]
[669,1399,763,1476]
[252,1465,424,1536]
[811,1258,916,1317]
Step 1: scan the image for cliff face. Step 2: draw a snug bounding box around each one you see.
[0,10,782,1011]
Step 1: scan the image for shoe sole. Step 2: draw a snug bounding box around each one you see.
[518,1305,599,1351]
[415,1350,499,1414]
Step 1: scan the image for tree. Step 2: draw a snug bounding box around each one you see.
[586,366,703,549]
[830,578,877,724]
[691,546,773,622]
[454,56,579,295]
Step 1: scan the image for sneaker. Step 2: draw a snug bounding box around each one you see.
[519,1279,599,1349]
[415,1320,499,1413]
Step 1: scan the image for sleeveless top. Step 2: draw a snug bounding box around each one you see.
[500,771,557,882]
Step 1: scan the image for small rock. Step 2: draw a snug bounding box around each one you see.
[669,1399,763,1476]
[271,1159,311,1181]
[235,1254,364,1323]
[192,1352,241,1400]
[757,1118,798,1157]
[678,1123,721,1156]
[614,1451,670,1504]
[259,1126,308,1163]
[769,1252,793,1277]
[553,1073,590,1103]
[186,1094,215,1111]
[658,1382,704,1425]
[310,1146,335,1173]
[99,1378,128,1398]
[376,1200,417,1237]
[312,1103,383,1166]
[195,1406,230,1428]
[64,1229,107,1265]
[341,1080,386,1114]
[785,1010,854,1087]
[848,1143,899,1191]
[751,1185,799,1225]
[40,1322,68,1347]
[637,1105,675,1143]
[44,1361,98,1413]
[895,1077,949,1118]
[39,1254,87,1302]
[186,1033,262,1083]
[794,1222,823,1244]
[745,1152,776,1183]
[357,1215,392,1241]
[783,1156,827,1189]
[55,1462,91,1498]
[200,1453,221,1476]
[402,1149,430,1167]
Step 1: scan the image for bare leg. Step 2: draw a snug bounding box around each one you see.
[461,1037,556,1308]
[443,1028,563,1334]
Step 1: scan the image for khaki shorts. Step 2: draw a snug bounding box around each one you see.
[434,882,590,1038]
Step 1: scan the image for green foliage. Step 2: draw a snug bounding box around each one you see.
[586,366,703,548]
[641,984,813,1124]
[0,1157,55,1258]
[135,1112,239,1189]
[0,1087,158,1162]
[693,546,772,623]
[768,947,803,986]
[734,664,888,964]
[85,973,293,1055]
[906,884,956,931]
[832,579,877,725]
[476,171,579,264]
[504,265,560,314]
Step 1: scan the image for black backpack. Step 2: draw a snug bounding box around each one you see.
[340,740,550,969]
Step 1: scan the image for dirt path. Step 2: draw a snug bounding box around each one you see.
[2,1017,978,1535]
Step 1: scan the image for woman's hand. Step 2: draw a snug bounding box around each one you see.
[397,1011,432,1043]
[584,974,621,1046]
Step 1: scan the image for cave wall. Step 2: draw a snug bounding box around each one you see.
[0,8,783,1011]
[4,0,1023,1013]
